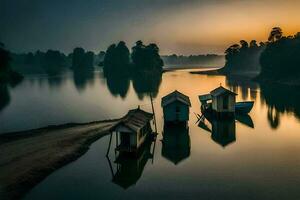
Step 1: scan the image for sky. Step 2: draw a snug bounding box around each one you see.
[1,0,300,55]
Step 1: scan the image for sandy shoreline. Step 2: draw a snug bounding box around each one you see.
[0,119,119,200]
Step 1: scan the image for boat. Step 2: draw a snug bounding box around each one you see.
[235,101,254,114]
[200,101,254,115]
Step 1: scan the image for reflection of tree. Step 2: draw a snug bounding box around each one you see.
[105,72,130,99]
[47,76,66,89]
[226,76,259,101]
[260,83,300,129]
[0,43,23,113]
[267,107,280,129]
[161,123,190,165]
[72,68,95,92]
[131,70,162,100]
[0,84,10,112]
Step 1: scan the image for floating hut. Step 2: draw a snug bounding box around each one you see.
[109,107,154,154]
[199,86,237,118]
[161,90,191,123]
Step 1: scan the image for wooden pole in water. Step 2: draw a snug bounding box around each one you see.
[106,132,113,156]
[150,93,158,134]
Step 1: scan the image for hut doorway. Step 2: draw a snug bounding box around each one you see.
[120,132,131,147]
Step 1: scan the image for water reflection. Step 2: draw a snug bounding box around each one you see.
[161,123,190,165]
[226,76,300,128]
[198,111,256,147]
[211,118,236,147]
[103,69,162,100]
[72,68,95,92]
[226,76,259,101]
[0,78,23,113]
[0,84,10,112]
[104,72,130,99]
[106,140,154,189]
[131,70,162,99]
[235,114,254,128]
[260,83,300,128]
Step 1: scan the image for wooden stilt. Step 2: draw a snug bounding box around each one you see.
[106,132,113,156]
[150,93,158,133]
[106,155,114,178]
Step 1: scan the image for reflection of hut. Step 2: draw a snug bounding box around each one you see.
[161,123,190,165]
[110,108,154,154]
[198,116,236,148]
[211,118,236,147]
[108,140,154,189]
[161,90,191,123]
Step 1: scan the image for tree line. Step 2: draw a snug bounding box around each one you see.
[220,39,264,75]
[221,27,300,84]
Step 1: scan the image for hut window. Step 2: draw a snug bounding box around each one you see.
[223,96,229,109]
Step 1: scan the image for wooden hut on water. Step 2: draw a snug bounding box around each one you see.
[161,90,191,123]
[199,86,237,118]
[109,107,154,154]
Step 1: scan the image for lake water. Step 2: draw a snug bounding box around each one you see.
[2,68,300,199]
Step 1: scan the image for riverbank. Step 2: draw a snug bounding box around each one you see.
[0,119,119,200]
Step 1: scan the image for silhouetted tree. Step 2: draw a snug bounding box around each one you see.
[240,40,249,49]
[103,41,130,76]
[71,47,94,69]
[0,43,11,72]
[268,27,283,42]
[250,40,258,48]
[131,41,163,71]
[259,28,300,82]
[220,38,264,75]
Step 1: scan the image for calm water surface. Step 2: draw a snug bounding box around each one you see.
[2,68,300,199]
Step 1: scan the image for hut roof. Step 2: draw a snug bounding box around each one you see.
[112,108,153,132]
[161,90,191,107]
[210,86,237,97]
[199,94,212,102]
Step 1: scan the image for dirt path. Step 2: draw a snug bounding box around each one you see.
[0,120,118,200]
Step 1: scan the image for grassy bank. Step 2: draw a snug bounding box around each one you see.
[0,119,119,200]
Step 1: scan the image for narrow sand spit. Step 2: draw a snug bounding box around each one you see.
[0,120,118,200]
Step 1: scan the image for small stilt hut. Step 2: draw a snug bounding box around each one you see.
[199,86,237,118]
[161,90,191,123]
[109,107,154,154]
